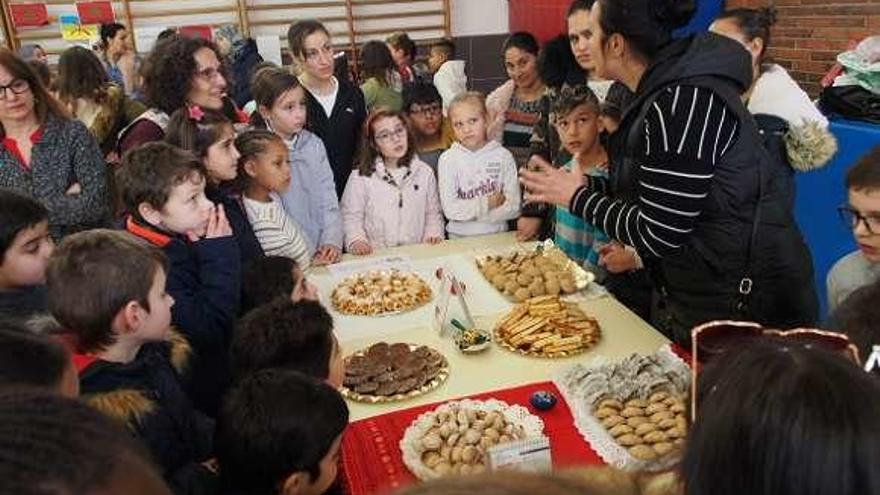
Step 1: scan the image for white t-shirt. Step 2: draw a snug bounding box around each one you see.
[309,76,339,117]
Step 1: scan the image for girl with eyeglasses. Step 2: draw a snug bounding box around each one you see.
[340,108,444,255]
[0,49,109,239]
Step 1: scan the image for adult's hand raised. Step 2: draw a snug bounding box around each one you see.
[519,156,586,208]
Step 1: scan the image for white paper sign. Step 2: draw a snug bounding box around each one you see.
[487,436,553,473]
[134,26,167,53]
[326,255,412,279]
[256,35,283,66]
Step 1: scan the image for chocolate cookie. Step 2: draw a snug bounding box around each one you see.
[376,381,399,396]
[398,377,419,393]
[343,373,369,387]
[390,343,411,357]
[354,381,379,394]
[367,342,390,358]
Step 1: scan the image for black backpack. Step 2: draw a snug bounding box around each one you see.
[819,85,880,125]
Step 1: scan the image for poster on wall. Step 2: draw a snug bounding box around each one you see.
[10,3,50,28]
[59,14,100,42]
[76,1,115,25]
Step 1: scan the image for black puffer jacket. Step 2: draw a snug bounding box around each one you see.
[605,34,818,342]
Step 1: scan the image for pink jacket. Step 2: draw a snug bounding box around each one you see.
[341,156,445,250]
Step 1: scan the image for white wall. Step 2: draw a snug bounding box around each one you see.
[450,0,508,37]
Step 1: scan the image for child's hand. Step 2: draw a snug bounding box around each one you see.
[65,182,82,195]
[349,240,373,255]
[313,245,342,265]
[425,236,443,245]
[204,204,233,240]
[488,192,506,210]
[599,242,639,273]
[516,217,542,241]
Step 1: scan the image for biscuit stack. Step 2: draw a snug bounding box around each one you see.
[594,391,687,461]
[495,295,600,356]
[343,343,446,398]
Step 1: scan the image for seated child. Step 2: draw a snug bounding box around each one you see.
[215,369,349,495]
[117,142,241,416]
[250,67,343,266]
[231,298,343,387]
[550,85,609,272]
[235,130,312,269]
[0,189,54,321]
[341,108,445,254]
[402,82,455,174]
[429,39,467,115]
[828,146,880,311]
[45,229,214,487]
[0,392,173,495]
[241,256,318,315]
[165,106,264,265]
[438,92,521,238]
[0,322,78,397]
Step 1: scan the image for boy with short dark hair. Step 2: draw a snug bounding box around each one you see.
[215,369,349,495]
[402,82,455,174]
[428,39,467,115]
[241,256,318,315]
[117,141,241,415]
[0,392,173,495]
[0,322,78,397]
[46,229,214,488]
[231,298,342,387]
[828,146,880,311]
[0,189,54,321]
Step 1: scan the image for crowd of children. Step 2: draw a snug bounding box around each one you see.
[2,1,880,494]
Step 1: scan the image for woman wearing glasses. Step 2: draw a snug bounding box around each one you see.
[402,82,454,175]
[118,36,229,155]
[521,0,817,345]
[0,49,109,239]
[287,19,367,201]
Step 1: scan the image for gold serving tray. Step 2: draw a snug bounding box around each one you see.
[331,270,433,317]
[492,327,599,359]
[475,243,595,302]
[340,344,450,404]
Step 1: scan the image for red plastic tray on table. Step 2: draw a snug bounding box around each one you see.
[340,381,604,495]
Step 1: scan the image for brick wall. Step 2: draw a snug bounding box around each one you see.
[725,0,880,96]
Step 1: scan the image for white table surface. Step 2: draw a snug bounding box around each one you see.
[308,233,669,421]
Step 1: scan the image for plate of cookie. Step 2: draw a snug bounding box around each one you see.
[331,270,433,316]
[555,348,690,471]
[399,399,544,480]
[494,295,601,358]
[340,342,449,403]
[475,242,594,302]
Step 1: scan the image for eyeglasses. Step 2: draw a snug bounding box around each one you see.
[689,320,860,421]
[375,126,407,142]
[838,205,880,235]
[304,45,334,62]
[0,79,30,100]
[194,66,224,82]
[408,104,442,117]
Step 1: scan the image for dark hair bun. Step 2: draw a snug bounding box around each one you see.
[653,0,697,30]
[757,7,778,27]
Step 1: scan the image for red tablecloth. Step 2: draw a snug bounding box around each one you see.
[341,381,603,495]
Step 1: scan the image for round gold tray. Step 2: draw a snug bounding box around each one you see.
[331,270,433,317]
[492,328,599,358]
[340,344,450,404]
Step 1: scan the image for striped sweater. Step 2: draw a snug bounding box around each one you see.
[243,194,311,270]
[569,85,739,260]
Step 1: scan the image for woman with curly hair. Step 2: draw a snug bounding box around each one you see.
[56,46,145,159]
[118,36,228,155]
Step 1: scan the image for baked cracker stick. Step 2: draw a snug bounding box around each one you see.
[514,331,554,346]
[531,335,561,350]
[496,305,529,329]
[506,317,545,337]
[544,343,584,353]
[508,326,545,346]
[527,295,558,305]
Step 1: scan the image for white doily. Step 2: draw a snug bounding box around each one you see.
[553,344,690,472]
[399,399,545,480]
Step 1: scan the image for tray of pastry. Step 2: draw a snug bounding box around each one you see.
[494,295,601,358]
[330,270,433,316]
[399,399,544,480]
[556,349,690,471]
[340,342,449,403]
[475,242,595,302]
